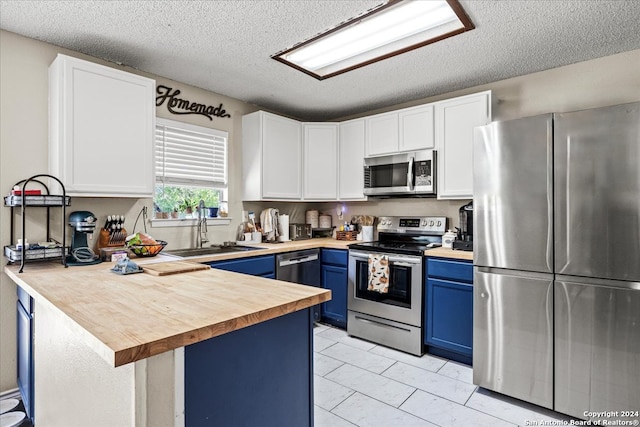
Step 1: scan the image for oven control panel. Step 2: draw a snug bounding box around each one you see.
[377,216,446,234]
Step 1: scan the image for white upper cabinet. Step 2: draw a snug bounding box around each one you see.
[399,104,434,151]
[49,54,155,197]
[365,104,434,157]
[365,112,398,157]
[435,91,492,200]
[338,119,366,200]
[303,123,338,200]
[242,111,302,200]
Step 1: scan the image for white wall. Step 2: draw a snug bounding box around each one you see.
[0,29,262,392]
[1,25,638,393]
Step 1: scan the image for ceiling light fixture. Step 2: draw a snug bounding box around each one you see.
[272,0,474,80]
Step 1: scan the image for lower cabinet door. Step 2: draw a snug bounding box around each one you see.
[17,301,34,421]
[425,278,473,356]
[321,265,347,328]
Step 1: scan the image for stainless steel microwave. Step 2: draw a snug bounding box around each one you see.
[363,150,436,196]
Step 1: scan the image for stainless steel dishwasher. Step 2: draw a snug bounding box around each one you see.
[276,249,322,322]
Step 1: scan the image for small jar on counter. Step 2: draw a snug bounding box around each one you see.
[218,201,228,217]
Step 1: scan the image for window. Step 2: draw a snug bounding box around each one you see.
[154,118,228,219]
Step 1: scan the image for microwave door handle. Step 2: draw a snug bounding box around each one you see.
[407,157,415,191]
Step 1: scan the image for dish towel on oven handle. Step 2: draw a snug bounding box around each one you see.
[368,254,390,294]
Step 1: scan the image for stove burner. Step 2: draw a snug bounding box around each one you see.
[348,216,446,255]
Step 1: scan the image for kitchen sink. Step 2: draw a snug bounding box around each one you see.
[164,245,265,258]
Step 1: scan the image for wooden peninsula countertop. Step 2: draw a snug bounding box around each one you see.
[5,257,330,368]
[4,238,472,368]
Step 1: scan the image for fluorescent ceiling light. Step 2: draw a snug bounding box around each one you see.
[272,0,474,80]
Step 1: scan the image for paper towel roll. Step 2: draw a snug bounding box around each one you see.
[278,214,290,241]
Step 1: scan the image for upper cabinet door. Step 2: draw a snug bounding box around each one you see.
[303,123,338,200]
[365,112,398,157]
[435,91,491,200]
[399,104,434,151]
[49,54,155,197]
[261,113,302,199]
[338,119,366,200]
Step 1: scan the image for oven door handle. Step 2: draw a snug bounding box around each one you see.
[392,262,415,267]
[349,251,421,264]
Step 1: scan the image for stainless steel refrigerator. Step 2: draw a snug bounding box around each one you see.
[472,102,640,419]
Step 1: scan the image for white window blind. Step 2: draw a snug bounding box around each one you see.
[155,118,228,187]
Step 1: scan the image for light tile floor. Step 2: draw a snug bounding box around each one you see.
[313,323,575,427]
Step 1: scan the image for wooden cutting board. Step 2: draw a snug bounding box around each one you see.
[142,261,210,276]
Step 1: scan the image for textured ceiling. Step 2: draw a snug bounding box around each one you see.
[1,1,639,121]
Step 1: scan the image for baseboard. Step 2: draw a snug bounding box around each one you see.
[0,388,20,400]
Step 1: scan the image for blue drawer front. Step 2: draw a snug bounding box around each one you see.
[321,249,348,267]
[427,258,473,283]
[208,255,275,277]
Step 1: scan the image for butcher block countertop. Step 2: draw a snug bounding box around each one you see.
[5,259,330,368]
[425,247,474,261]
[3,238,470,368]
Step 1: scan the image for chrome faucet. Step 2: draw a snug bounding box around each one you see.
[196,199,209,248]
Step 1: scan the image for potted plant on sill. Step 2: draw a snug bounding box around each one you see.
[179,190,198,217]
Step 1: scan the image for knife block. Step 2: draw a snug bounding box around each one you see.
[98,228,127,249]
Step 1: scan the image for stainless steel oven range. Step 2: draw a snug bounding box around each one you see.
[347,216,446,355]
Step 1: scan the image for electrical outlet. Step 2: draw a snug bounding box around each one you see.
[337,206,344,220]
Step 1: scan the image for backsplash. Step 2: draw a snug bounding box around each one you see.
[244,198,470,235]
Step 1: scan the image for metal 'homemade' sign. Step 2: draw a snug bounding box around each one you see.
[156,85,231,120]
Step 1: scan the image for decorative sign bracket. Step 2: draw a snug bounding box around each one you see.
[156,85,231,121]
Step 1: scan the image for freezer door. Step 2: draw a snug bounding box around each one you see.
[555,102,640,281]
[473,114,553,273]
[555,276,640,419]
[473,267,553,409]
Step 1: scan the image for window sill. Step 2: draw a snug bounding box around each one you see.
[150,217,232,228]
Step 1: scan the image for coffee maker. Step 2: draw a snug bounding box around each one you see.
[66,211,102,265]
[453,201,473,251]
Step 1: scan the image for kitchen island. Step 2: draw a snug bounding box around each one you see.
[5,256,330,427]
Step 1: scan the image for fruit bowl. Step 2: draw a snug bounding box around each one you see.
[126,240,168,257]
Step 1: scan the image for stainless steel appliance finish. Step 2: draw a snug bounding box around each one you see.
[474,113,553,273]
[348,216,446,255]
[348,249,423,355]
[276,249,321,321]
[289,223,311,241]
[363,150,436,197]
[474,267,554,409]
[473,101,640,419]
[554,103,640,281]
[347,216,446,356]
[453,201,474,251]
[555,276,640,418]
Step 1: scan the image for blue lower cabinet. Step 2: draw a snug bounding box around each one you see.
[425,258,473,365]
[185,308,314,426]
[321,264,347,328]
[321,249,348,329]
[207,254,275,277]
[17,287,34,423]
